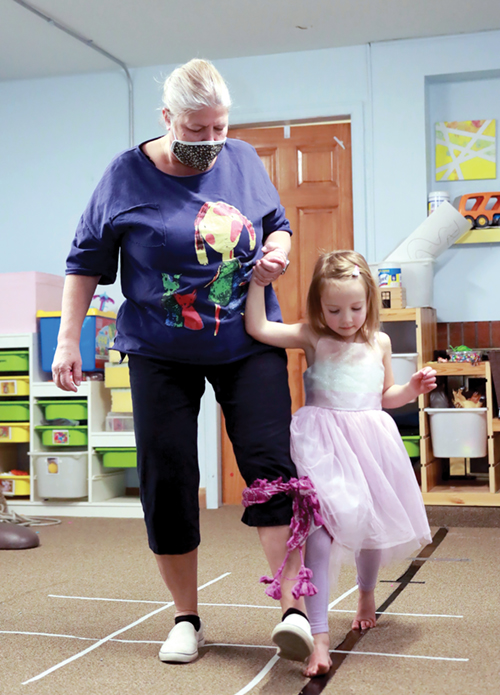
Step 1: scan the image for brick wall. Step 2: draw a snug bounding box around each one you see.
[437,321,500,351]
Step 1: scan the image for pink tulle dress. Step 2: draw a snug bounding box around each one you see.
[291,336,431,567]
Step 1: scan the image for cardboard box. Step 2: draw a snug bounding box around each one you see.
[111,389,133,413]
[105,363,130,388]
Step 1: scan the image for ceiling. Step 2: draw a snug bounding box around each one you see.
[1,0,500,82]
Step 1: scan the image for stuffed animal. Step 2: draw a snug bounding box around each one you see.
[452,387,485,409]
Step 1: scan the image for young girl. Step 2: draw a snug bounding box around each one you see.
[245,250,436,677]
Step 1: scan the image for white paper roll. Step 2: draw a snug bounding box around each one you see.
[383,201,471,263]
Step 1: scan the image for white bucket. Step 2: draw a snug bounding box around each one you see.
[392,353,418,385]
[424,408,487,458]
[370,259,434,308]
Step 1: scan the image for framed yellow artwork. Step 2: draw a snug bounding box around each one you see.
[435,119,496,181]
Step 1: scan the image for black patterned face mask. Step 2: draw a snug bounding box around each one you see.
[170,130,226,171]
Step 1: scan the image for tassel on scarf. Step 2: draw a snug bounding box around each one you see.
[242,476,324,600]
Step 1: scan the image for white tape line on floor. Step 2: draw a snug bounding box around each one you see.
[22,572,230,685]
[328,585,358,610]
[231,653,280,695]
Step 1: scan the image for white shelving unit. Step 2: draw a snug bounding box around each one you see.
[1,332,221,518]
[0,333,142,517]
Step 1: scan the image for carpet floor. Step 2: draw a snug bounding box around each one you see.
[1,505,498,695]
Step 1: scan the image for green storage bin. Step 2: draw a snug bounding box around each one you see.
[95,447,137,468]
[35,426,88,447]
[0,401,29,422]
[37,399,88,421]
[0,350,29,373]
[402,435,420,457]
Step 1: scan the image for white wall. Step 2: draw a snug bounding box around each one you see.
[2,32,500,321]
[0,72,128,279]
[370,30,500,321]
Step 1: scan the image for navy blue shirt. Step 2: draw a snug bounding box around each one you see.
[66,137,291,364]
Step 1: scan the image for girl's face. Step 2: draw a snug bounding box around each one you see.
[320,278,367,341]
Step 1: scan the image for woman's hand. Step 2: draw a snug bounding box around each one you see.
[409,367,437,397]
[51,341,83,392]
[252,242,288,287]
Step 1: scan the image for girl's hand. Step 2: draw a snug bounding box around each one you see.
[252,242,288,287]
[51,342,83,392]
[409,366,437,396]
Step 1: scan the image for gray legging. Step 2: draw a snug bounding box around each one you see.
[304,526,382,634]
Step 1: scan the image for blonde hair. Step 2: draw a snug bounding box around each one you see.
[162,59,232,119]
[307,250,379,343]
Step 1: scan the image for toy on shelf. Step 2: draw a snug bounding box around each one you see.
[456,192,500,229]
[379,287,406,309]
[452,387,485,409]
[446,344,483,366]
[92,292,115,312]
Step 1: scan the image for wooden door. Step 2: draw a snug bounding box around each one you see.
[222,122,354,504]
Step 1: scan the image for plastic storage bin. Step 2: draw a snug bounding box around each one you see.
[402,435,420,457]
[0,423,30,442]
[95,447,137,468]
[0,376,30,396]
[0,401,29,421]
[37,399,88,422]
[0,473,30,496]
[424,407,488,457]
[35,426,88,447]
[38,309,117,372]
[392,353,418,385]
[34,452,87,498]
[0,350,29,373]
[105,413,134,432]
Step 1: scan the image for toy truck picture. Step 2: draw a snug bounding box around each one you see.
[456,192,500,228]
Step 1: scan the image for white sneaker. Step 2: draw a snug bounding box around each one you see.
[271,613,314,662]
[159,620,205,663]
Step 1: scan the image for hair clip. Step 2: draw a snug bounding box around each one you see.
[352,265,360,277]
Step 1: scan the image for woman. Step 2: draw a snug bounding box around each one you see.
[52,59,313,664]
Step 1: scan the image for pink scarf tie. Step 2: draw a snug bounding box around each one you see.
[242,476,325,600]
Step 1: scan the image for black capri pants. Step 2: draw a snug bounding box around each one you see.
[128,348,297,555]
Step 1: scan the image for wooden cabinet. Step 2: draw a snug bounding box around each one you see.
[381,309,500,505]
[380,308,437,492]
[420,360,500,506]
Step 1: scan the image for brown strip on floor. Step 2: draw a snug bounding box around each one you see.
[299,527,448,695]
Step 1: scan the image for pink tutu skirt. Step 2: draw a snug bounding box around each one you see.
[291,406,432,567]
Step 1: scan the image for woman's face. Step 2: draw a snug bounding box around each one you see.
[165,105,229,143]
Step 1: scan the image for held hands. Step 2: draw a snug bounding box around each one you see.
[408,366,437,398]
[252,242,288,287]
[51,342,82,392]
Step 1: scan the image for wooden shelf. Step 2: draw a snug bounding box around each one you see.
[422,486,500,506]
[454,227,500,245]
[425,361,487,377]
[380,307,417,321]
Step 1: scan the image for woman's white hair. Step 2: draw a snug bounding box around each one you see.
[162,58,232,119]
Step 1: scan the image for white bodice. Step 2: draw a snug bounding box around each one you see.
[304,337,384,411]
